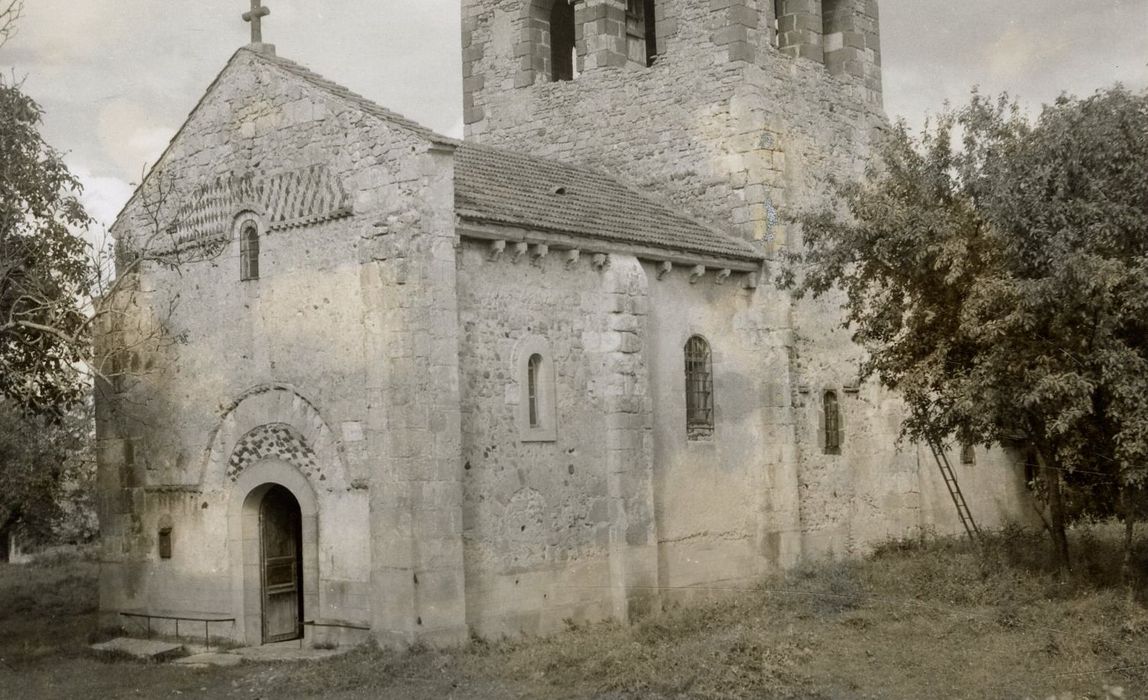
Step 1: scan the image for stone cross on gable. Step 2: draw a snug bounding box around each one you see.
[242,0,271,44]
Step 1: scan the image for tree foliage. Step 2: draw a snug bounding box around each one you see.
[0,73,93,417]
[785,87,1148,570]
[0,400,93,543]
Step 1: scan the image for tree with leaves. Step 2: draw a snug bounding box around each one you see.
[0,1,195,550]
[0,400,93,552]
[784,87,1148,578]
[0,0,94,417]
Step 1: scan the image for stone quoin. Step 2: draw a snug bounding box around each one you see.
[97,0,1036,649]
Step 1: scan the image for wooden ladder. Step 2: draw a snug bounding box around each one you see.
[927,439,981,542]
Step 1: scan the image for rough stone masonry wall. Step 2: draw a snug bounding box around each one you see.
[460,0,1033,557]
[643,260,803,597]
[100,50,461,645]
[456,241,658,636]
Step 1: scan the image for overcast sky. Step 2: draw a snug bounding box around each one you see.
[3,0,1145,229]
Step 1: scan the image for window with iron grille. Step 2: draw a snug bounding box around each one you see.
[824,390,841,454]
[527,354,542,428]
[240,223,260,281]
[684,336,714,439]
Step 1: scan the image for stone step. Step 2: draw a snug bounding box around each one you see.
[91,637,184,660]
[173,652,244,668]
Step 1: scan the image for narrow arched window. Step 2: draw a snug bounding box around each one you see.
[824,391,841,454]
[240,223,260,281]
[527,353,543,428]
[550,0,576,81]
[684,336,714,440]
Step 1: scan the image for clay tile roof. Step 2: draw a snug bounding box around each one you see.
[454,142,763,263]
[250,49,760,263]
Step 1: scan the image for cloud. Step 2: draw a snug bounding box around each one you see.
[67,161,134,232]
[882,0,1148,132]
[96,100,177,181]
[4,0,1144,200]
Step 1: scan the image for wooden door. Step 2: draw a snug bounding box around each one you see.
[259,485,303,643]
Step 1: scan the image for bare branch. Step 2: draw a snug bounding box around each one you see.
[0,0,23,49]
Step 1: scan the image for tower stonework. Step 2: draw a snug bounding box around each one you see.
[463,0,883,251]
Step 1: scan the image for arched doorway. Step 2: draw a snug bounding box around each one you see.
[258,485,303,643]
[229,461,320,647]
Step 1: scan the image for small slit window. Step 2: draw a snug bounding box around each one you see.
[550,0,576,81]
[960,443,976,465]
[158,527,173,560]
[684,336,714,440]
[240,223,260,281]
[824,391,841,454]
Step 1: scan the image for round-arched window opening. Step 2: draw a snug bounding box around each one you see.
[527,353,543,428]
[240,222,261,281]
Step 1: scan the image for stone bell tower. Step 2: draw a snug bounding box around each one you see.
[460,0,901,560]
[459,0,884,249]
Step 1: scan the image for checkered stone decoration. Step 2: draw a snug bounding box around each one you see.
[226,423,322,483]
[156,164,352,258]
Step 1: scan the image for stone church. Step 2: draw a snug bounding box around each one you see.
[98,0,1035,648]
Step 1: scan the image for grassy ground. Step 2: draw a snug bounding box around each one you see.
[2,526,1146,699]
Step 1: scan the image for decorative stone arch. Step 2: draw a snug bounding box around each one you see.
[201,384,349,493]
[232,204,267,227]
[227,459,320,645]
[231,209,267,244]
